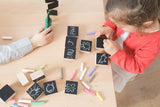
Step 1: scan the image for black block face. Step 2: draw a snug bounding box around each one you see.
[96,53,108,65]
[96,37,107,49]
[64,47,76,59]
[80,40,92,52]
[47,9,58,15]
[45,0,57,3]
[26,83,43,100]
[43,80,58,95]
[48,1,59,9]
[65,81,78,95]
[67,26,79,37]
[65,37,77,49]
[0,85,15,102]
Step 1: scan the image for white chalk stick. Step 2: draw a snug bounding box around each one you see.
[82,81,90,89]
[18,99,31,104]
[2,36,13,40]
[80,62,84,72]
[80,68,87,80]
[22,69,35,73]
[17,72,29,86]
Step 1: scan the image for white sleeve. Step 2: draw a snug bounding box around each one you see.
[0,37,33,64]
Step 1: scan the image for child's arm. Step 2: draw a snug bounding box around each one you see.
[0,26,53,64]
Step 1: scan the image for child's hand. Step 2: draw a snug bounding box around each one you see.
[95,26,113,38]
[103,39,119,56]
[30,26,53,49]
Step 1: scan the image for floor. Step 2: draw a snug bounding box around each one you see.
[103,0,160,107]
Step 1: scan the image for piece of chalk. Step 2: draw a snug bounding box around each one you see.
[31,101,45,105]
[22,69,35,73]
[80,63,84,72]
[10,99,16,103]
[17,103,28,107]
[88,73,95,83]
[103,39,106,42]
[12,104,20,107]
[18,100,31,104]
[88,67,96,77]
[84,88,96,96]
[2,36,13,40]
[87,31,96,35]
[36,65,45,71]
[81,81,90,89]
[96,92,103,101]
[60,68,63,79]
[70,70,77,80]
[80,68,87,80]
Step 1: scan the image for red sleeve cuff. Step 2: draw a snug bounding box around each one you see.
[109,49,122,61]
[104,19,117,30]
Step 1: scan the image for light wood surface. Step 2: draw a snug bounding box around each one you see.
[0,0,117,107]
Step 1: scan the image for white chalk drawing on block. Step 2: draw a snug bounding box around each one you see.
[46,82,55,93]
[67,40,74,46]
[65,83,76,93]
[67,49,74,57]
[70,27,76,35]
[81,42,91,51]
[98,54,107,64]
[28,85,41,100]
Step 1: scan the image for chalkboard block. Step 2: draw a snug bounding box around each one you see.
[80,40,92,52]
[43,80,58,96]
[47,9,58,15]
[96,53,108,65]
[65,36,77,49]
[26,83,43,100]
[48,1,59,9]
[96,37,107,49]
[45,0,57,3]
[64,47,76,59]
[65,81,78,95]
[67,26,79,37]
[0,84,15,103]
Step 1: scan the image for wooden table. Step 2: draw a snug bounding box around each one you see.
[0,0,117,106]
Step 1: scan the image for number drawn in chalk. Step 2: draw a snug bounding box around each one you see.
[68,26,78,36]
[46,82,55,93]
[67,39,74,46]
[69,27,76,35]
[98,54,108,64]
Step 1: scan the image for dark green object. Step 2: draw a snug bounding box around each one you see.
[44,10,52,30]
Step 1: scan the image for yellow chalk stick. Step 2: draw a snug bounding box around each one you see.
[96,92,103,101]
[103,39,106,42]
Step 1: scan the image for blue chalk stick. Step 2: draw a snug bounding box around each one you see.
[88,67,96,77]
[12,104,20,107]
[87,31,96,35]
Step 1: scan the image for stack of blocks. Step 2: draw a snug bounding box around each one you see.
[45,0,59,16]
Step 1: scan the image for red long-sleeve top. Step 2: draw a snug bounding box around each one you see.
[104,19,160,74]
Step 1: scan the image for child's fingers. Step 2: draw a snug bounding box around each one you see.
[42,26,53,35]
[38,27,45,33]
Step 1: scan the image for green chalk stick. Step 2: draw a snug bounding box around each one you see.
[36,65,45,71]
[31,101,45,105]
[44,10,52,30]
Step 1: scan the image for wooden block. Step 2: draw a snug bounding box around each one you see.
[45,0,57,3]
[96,37,107,49]
[43,80,58,95]
[65,81,78,95]
[30,70,45,82]
[17,72,29,86]
[67,26,79,37]
[0,84,16,103]
[80,40,92,52]
[65,36,77,49]
[96,53,108,65]
[48,1,59,9]
[64,47,76,60]
[47,9,58,15]
[26,83,43,100]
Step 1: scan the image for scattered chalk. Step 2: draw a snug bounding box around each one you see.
[96,92,103,101]
[84,88,96,96]
[80,62,84,72]
[17,103,28,107]
[80,68,87,80]
[60,67,63,79]
[18,99,31,104]
[31,101,45,105]
[22,69,34,73]
[10,99,16,103]
[81,81,90,90]
[88,67,96,77]
[12,104,20,107]
[70,70,77,80]
[36,65,45,71]
[88,73,95,83]
[2,36,13,40]
[87,31,96,35]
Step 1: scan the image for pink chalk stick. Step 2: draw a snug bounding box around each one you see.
[10,99,16,103]
[84,88,96,96]
[17,103,29,107]
[70,70,77,80]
